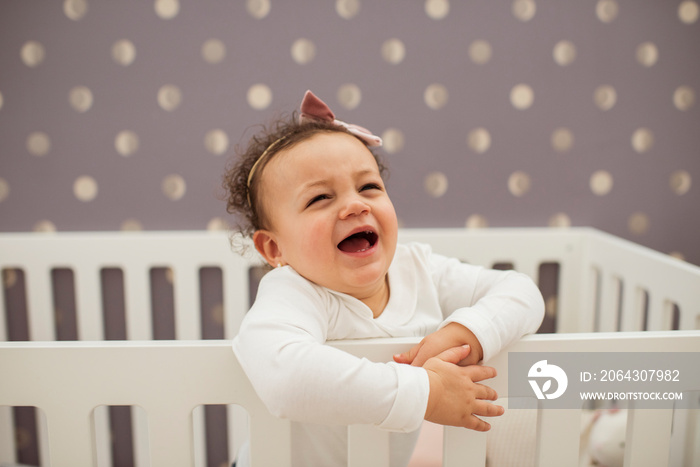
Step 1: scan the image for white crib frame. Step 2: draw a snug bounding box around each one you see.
[1,227,699,466]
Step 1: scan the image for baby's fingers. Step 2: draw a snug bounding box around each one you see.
[466,402,505,432]
[474,382,499,402]
[473,399,505,418]
[465,364,498,383]
[393,341,426,365]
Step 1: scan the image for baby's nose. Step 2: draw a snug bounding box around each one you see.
[339,196,370,218]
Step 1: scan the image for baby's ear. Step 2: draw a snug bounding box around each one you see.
[253,229,283,267]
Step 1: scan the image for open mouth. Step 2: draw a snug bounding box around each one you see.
[337,230,378,253]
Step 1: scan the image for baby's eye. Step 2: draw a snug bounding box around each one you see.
[360,183,382,192]
[306,194,329,207]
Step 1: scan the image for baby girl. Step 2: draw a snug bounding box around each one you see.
[224,90,545,466]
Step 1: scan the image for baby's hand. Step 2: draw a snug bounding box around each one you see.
[393,322,483,367]
[423,345,503,431]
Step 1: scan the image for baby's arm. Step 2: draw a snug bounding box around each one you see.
[406,252,545,366]
[422,344,504,431]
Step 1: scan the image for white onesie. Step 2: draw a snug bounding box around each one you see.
[232,242,545,466]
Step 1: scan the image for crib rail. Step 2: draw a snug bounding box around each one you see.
[1,331,699,467]
[2,228,700,465]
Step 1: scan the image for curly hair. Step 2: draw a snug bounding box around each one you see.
[223,111,388,241]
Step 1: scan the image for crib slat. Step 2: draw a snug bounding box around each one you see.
[0,407,16,465]
[228,405,250,467]
[557,261,590,332]
[535,409,580,466]
[624,407,674,467]
[348,425,390,467]
[45,406,95,467]
[646,295,672,331]
[620,284,645,332]
[147,409,196,465]
[597,274,621,331]
[124,267,153,340]
[443,426,486,467]
[75,265,105,340]
[248,414,292,467]
[25,266,56,341]
[174,266,201,340]
[223,260,255,338]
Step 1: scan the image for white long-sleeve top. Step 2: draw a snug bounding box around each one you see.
[232,242,545,466]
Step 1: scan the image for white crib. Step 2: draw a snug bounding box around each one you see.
[1,228,699,467]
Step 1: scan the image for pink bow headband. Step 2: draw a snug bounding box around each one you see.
[299,90,383,147]
[246,90,383,196]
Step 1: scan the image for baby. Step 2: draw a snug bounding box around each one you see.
[225,90,545,466]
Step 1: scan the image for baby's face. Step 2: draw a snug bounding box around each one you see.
[256,132,398,301]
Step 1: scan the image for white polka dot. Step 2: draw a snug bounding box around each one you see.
[508,171,531,197]
[551,127,574,153]
[381,38,406,65]
[69,86,93,113]
[467,127,491,153]
[337,83,362,110]
[158,85,182,111]
[63,0,88,20]
[21,41,45,67]
[73,175,98,202]
[636,42,658,67]
[381,128,405,154]
[424,84,448,110]
[425,172,448,198]
[336,0,360,19]
[33,220,56,233]
[291,38,316,65]
[548,213,571,228]
[469,40,492,65]
[121,219,143,231]
[247,0,270,18]
[27,132,51,156]
[679,1,699,23]
[590,170,613,196]
[115,130,139,157]
[204,129,229,156]
[594,85,617,111]
[512,0,536,21]
[510,84,534,110]
[0,178,9,203]
[112,39,136,66]
[673,86,695,111]
[669,170,692,195]
[631,128,654,153]
[154,0,179,19]
[247,84,272,110]
[202,39,226,64]
[207,217,230,231]
[553,40,576,66]
[465,214,489,229]
[425,0,450,20]
[596,0,619,23]
[628,212,650,235]
[162,174,186,200]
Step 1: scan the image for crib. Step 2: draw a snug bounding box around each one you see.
[1,227,699,466]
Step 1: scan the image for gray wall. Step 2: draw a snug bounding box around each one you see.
[1,0,699,265]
